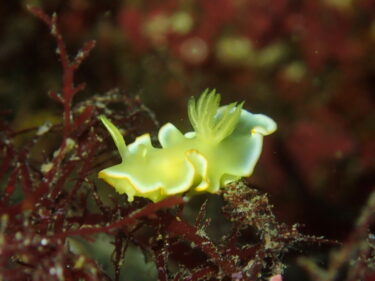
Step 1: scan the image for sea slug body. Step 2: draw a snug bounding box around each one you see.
[99,89,277,202]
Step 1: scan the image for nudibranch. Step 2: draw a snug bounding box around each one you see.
[98,89,276,202]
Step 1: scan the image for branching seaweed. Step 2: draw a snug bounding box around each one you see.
[0,6,373,281]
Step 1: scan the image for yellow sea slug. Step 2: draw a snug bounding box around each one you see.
[98,89,276,202]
